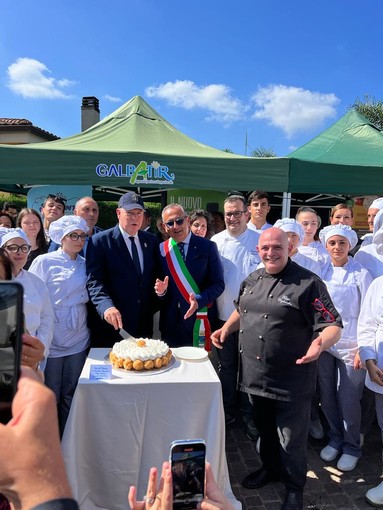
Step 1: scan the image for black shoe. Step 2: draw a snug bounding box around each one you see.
[280,490,303,510]
[241,468,280,489]
[242,416,259,442]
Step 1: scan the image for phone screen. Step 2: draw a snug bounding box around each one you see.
[170,440,206,510]
[0,282,23,424]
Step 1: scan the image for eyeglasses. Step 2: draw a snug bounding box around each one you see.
[5,244,31,254]
[224,211,247,219]
[312,298,335,323]
[67,233,87,241]
[164,216,187,228]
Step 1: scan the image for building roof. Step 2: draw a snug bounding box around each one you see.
[0,118,60,141]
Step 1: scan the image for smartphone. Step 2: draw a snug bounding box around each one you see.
[169,439,206,510]
[0,282,24,424]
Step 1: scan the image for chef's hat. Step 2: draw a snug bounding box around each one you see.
[0,227,30,248]
[369,197,383,211]
[274,218,305,245]
[49,216,89,245]
[319,224,358,250]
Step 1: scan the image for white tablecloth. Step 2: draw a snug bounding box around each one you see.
[62,348,241,510]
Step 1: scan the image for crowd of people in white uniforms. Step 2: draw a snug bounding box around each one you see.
[3,191,383,509]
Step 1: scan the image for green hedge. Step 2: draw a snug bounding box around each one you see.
[0,192,161,231]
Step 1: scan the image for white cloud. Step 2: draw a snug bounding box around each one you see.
[251,84,340,138]
[103,94,122,103]
[145,80,246,123]
[7,57,75,99]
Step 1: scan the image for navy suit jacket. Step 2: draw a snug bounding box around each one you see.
[86,225,160,344]
[159,233,224,347]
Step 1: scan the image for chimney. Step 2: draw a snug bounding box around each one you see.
[81,96,100,131]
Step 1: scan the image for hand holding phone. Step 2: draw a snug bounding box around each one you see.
[169,439,206,510]
[0,282,23,424]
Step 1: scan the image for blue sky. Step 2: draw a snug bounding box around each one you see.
[1,0,382,156]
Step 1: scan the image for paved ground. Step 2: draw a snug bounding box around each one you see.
[225,414,382,510]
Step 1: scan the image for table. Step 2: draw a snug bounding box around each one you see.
[62,348,241,510]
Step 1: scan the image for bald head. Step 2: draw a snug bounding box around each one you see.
[74,196,99,234]
[257,227,290,274]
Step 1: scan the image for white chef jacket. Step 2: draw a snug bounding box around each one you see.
[320,257,373,365]
[15,269,54,364]
[298,241,328,262]
[211,227,260,321]
[354,243,383,279]
[358,275,383,393]
[247,221,273,234]
[29,249,90,358]
[291,251,321,276]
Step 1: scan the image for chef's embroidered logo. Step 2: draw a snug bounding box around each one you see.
[278,295,292,306]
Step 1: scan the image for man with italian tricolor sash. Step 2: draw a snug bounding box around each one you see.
[155,204,224,349]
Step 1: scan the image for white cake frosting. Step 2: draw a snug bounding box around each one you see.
[111,339,169,361]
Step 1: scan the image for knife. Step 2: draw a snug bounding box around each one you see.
[120,328,136,341]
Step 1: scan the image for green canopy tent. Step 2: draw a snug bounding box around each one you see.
[0,96,289,197]
[288,109,383,195]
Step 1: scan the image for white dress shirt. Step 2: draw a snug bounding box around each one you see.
[119,226,144,272]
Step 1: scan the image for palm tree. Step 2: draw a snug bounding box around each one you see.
[251,146,276,158]
[350,95,383,130]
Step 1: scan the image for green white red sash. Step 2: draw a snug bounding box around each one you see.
[162,238,211,350]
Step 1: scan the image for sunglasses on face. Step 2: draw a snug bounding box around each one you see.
[67,233,87,241]
[47,193,67,203]
[164,216,187,228]
[5,244,31,254]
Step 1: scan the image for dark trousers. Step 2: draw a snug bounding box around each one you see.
[215,321,253,419]
[251,394,311,491]
[45,350,87,437]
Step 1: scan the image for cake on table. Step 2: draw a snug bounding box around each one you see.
[109,338,172,371]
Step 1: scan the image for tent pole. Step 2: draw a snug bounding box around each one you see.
[282,192,291,217]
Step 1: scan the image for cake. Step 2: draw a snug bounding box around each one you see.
[109,338,172,371]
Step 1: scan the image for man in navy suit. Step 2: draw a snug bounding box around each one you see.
[86,192,159,347]
[155,204,224,348]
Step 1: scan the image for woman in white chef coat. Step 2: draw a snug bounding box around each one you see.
[358,267,383,506]
[317,225,373,472]
[0,228,53,370]
[29,216,90,435]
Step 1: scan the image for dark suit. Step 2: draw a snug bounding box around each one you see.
[159,233,224,347]
[86,225,159,347]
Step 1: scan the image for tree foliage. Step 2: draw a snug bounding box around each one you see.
[350,95,383,130]
[251,146,276,158]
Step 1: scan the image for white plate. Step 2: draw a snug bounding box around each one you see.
[172,347,209,361]
[104,354,176,375]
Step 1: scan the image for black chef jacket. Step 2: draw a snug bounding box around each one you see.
[236,259,342,403]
